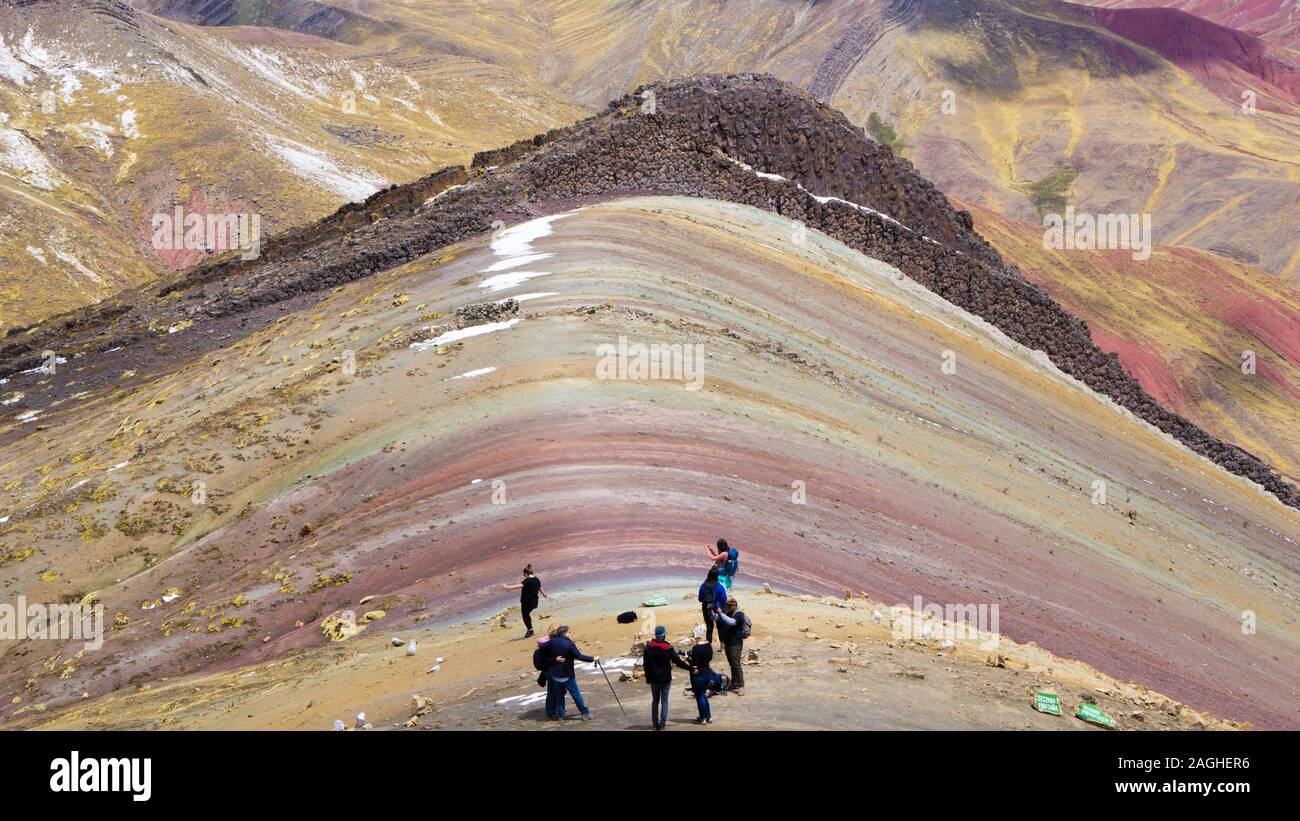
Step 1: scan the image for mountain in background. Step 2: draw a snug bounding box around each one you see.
[4,0,1297,500]
[1074,0,1300,50]
[4,0,1297,336]
[0,0,584,328]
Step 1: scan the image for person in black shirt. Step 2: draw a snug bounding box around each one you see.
[501,564,548,638]
[687,625,721,724]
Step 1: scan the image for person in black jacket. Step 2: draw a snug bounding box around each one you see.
[545,625,599,720]
[501,564,548,638]
[642,625,691,730]
[687,625,721,724]
[697,568,727,645]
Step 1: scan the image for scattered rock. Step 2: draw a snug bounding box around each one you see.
[411,694,434,717]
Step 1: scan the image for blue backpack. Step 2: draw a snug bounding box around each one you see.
[723,548,739,578]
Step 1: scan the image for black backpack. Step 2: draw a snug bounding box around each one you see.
[698,580,717,604]
[616,611,638,624]
[533,645,550,672]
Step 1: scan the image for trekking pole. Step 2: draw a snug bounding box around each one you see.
[596,661,626,716]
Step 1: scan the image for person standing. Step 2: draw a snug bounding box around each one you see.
[546,625,598,720]
[501,564,547,638]
[713,597,748,694]
[687,624,721,725]
[697,568,727,644]
[642,625,691,730]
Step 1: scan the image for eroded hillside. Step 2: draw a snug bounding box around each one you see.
[1,194,1296,731]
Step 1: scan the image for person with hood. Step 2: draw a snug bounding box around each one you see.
[642,625,691,730]
[533,627,560,718]
[687,624,721,724]
[697,568,727,644]
[545,625,599,720]
[713,596,747,694]
[501,564,548,638]
[705,539,740,590]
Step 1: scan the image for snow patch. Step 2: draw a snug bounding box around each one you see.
[484,252,553,273]
[491,215,567,257]
[66,121,115,158]
[497,292,557,304]
[0,129,60,190]
[479,271,550,293]
[54,250,104,285]
[267,136,385,202]
[119,109,138,139]
[0,34,33,86]
[721,154,914,234]
[448,367,497,380]
[410,318,522,352]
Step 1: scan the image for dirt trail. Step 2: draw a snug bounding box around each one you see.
[16,582,1235,731]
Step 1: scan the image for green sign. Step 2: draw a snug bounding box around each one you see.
[1033,692,1062,716]
[1076,702,1115,728]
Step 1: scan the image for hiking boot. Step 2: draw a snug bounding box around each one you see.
[580,713,593,721]
[524,629,535,638]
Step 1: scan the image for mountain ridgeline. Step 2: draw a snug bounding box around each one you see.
[3,74,1296,508]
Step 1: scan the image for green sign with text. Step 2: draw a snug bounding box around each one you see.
[1075,702,1115,728]
[1033,692,1062,715]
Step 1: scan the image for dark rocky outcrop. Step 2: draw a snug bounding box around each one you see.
[3,74,1296,508]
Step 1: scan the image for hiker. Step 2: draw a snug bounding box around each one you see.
[687,624,721,725]
[705,539,739,590]
[697,568,728,644]
[501,564,548,638]
[545,625,599,720]
[533,626,566,718]
[713,596,749,694]
[642,625,691,731]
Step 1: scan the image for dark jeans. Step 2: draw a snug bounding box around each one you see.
[521,602,537,632]
[724,642,744,688]
[690,672,719,720]
[548,677,588,717]
[649,681,670,728]
[701,604,715,643]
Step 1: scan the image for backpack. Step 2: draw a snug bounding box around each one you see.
[698,581,717,604]
[616,610,638,624]
[533,645,549,672]
[723,548,739,578]
[739,611,752,640]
